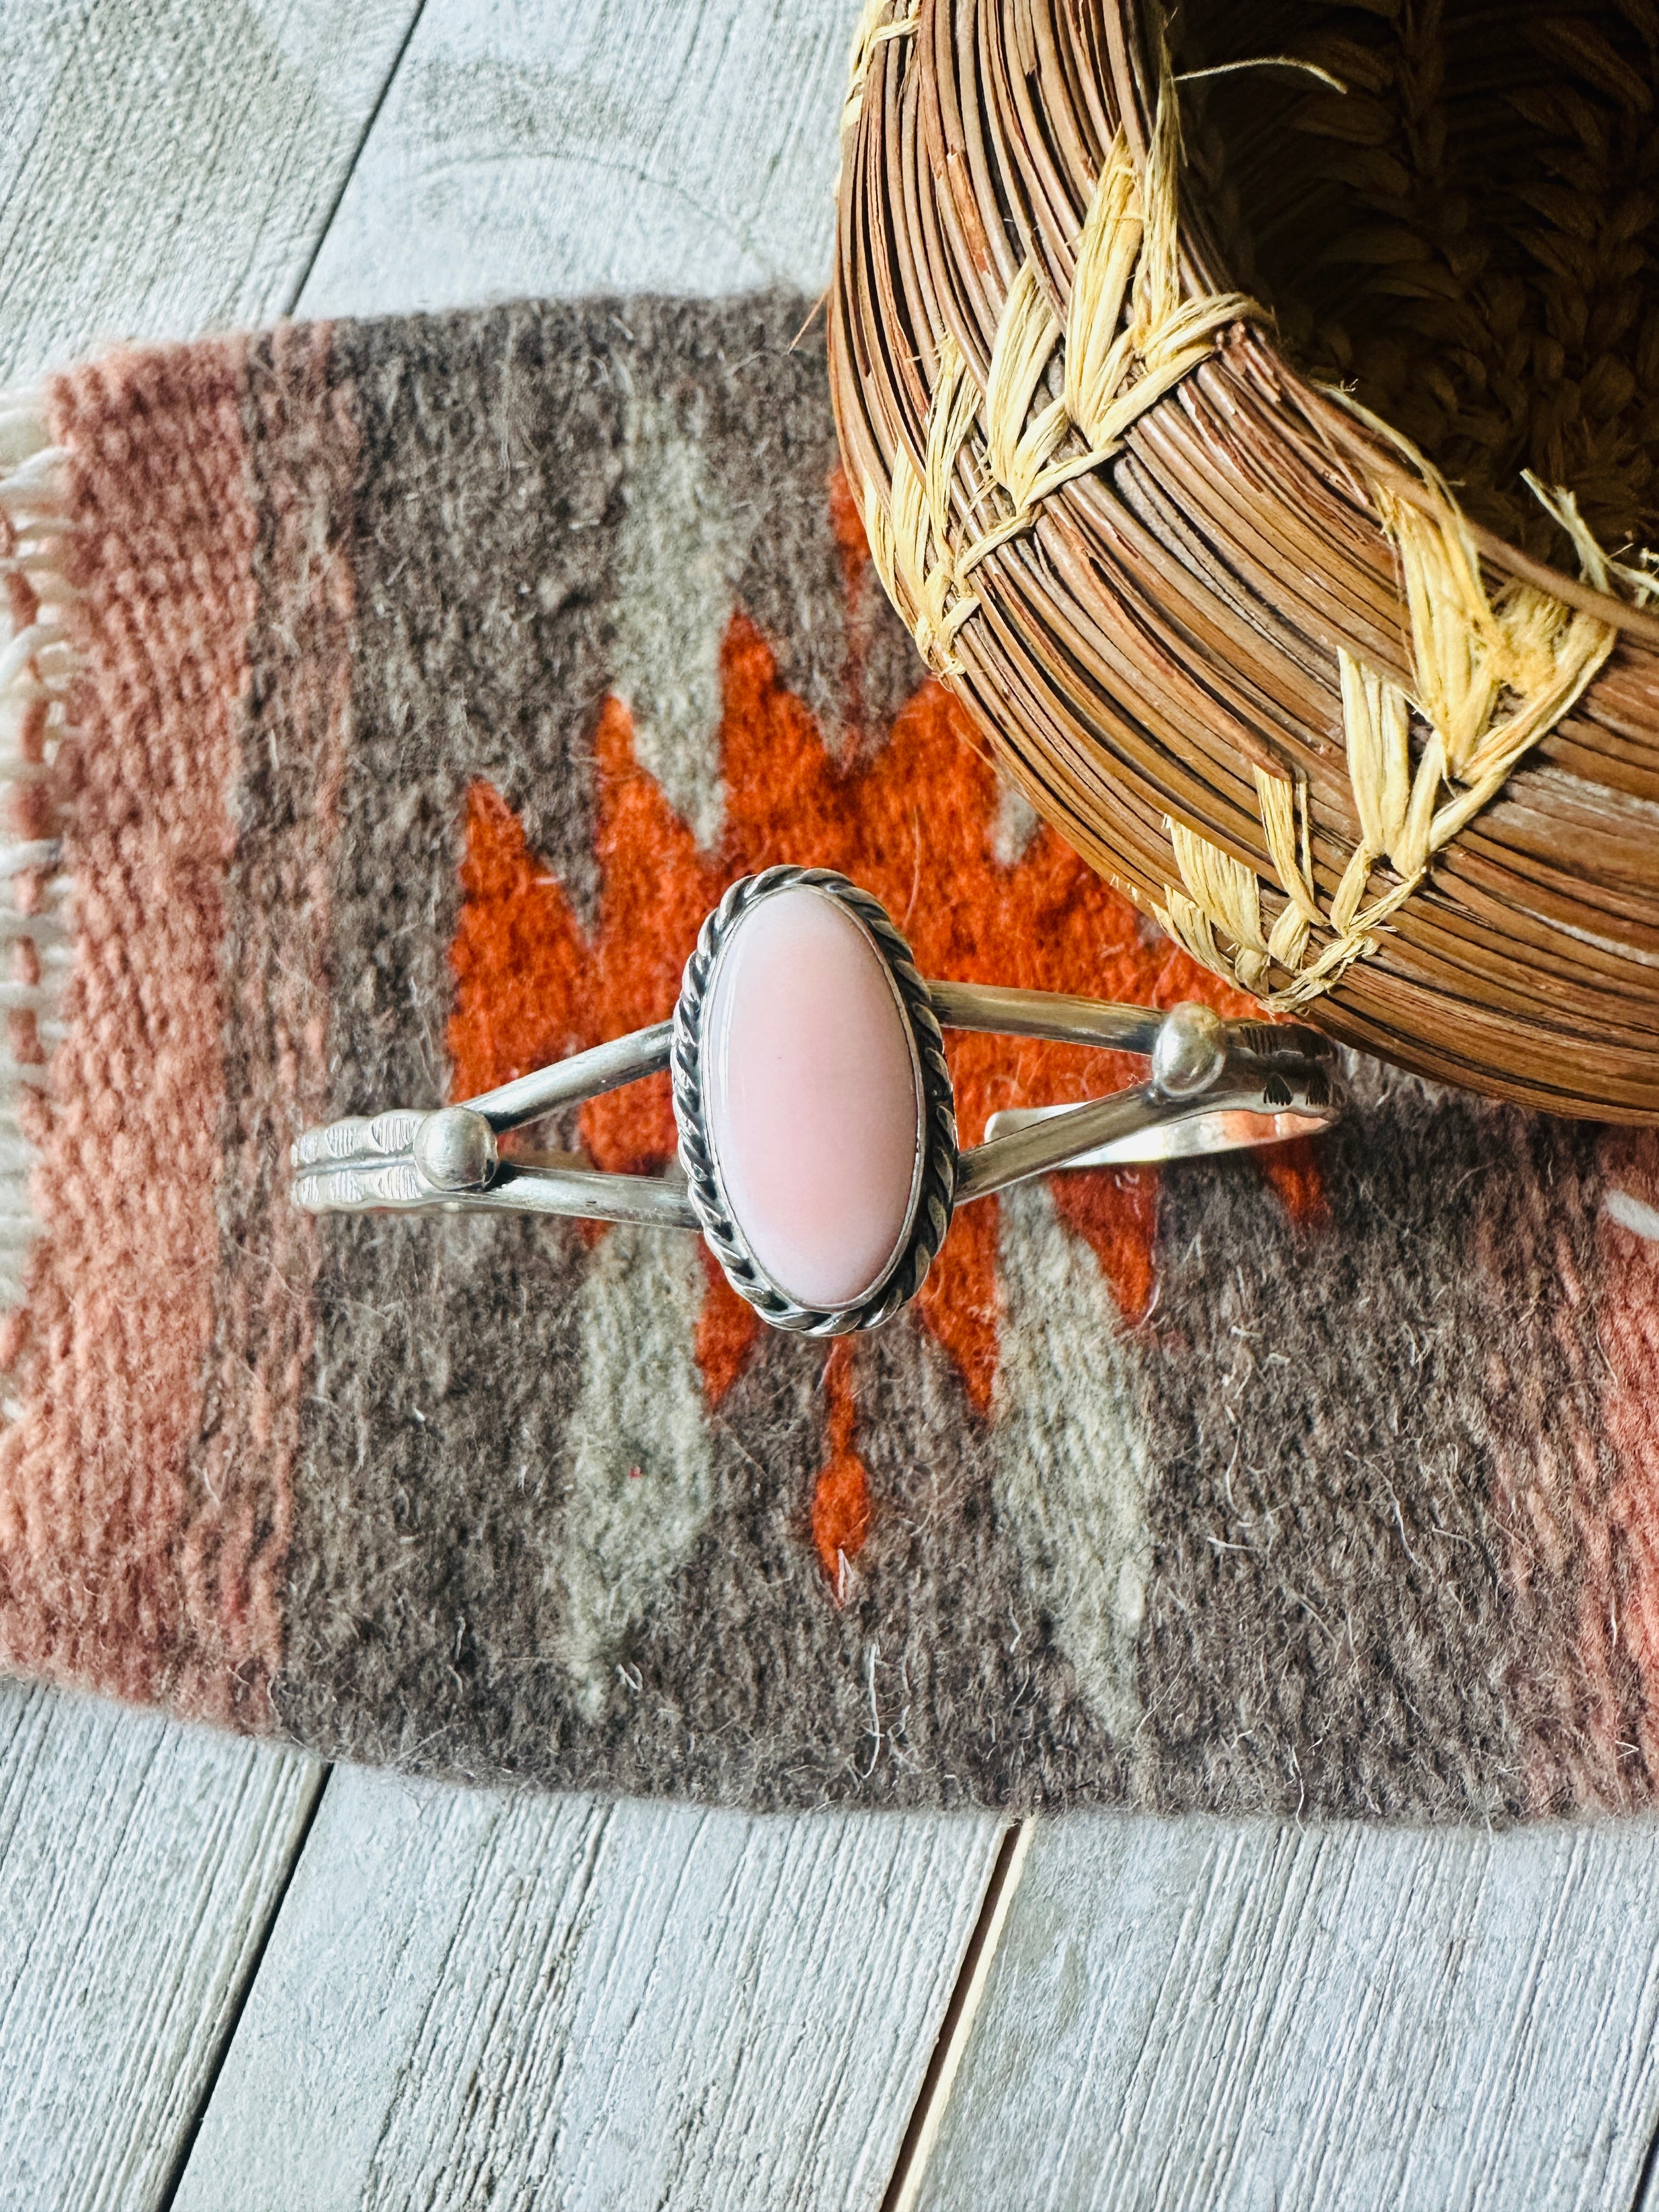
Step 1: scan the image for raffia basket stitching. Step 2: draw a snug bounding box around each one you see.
[830,0,1659,1119]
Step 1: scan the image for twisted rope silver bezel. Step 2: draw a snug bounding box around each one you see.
[670,866,958,1336]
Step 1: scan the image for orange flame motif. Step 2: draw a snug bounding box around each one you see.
[449,473,1325,1589]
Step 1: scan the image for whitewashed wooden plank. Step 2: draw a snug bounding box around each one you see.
[297,0,864,317]
[172,1767,1006,2211]
[908,1814,1659,2212]
[0,0,421,382]
[0,1680,321,2212]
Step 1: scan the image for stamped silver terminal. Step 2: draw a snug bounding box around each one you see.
[414,1106,499,1193]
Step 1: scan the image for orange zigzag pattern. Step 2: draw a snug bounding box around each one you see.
[449,492,1325,1587]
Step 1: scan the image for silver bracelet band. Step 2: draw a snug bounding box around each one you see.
[291,866,1342,1335]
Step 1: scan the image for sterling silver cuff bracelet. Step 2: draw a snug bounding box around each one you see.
[291,865,1343,1335]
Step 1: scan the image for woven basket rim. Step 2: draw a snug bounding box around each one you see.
[830,0,1659,1120]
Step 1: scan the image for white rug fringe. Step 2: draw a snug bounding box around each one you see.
[0,386,75,1316]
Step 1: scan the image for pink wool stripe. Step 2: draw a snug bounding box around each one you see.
[1596,1129,1659,1779]
[1479,1127,1639,1813]
[0,338,277,1716]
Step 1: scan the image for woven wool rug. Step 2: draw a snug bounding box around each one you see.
[1,291,1656,1822]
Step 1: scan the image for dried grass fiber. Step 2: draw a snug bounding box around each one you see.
[831,0,1659,1117]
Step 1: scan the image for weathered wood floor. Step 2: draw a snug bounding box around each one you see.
[4,4,1659,2205]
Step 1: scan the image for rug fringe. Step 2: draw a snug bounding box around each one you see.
[0,387,75,1344]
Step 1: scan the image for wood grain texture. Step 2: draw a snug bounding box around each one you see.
[0,0,420,382]
[912,1813,1659,2212]
[172,1768,1006,2211]
[297,0,864,317]
[0,1681,321,2212]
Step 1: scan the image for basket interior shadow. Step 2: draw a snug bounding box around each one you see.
[1177,0,1659,562]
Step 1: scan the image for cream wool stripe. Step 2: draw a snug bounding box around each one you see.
[612,380,743,855]
[555,1224,716,1723]
[992,1177,1152,1745]
[0,390,76,1336]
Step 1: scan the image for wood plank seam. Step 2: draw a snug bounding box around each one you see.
[153,1762,332,2212]
[881,1819,1032,2212]
[284,0,434,317]
[1634,2103,1659,2210]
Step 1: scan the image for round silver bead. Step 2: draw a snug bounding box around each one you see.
[414,1105,498,1192]
[1151,1003,1227,1098]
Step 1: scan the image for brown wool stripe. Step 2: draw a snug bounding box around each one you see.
[0,292,1655,1818]
[184,324,358,1730]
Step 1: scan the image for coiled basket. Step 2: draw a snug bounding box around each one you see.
[830,0,1659,1119]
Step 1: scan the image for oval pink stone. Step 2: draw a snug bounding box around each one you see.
[704,887,923,1309]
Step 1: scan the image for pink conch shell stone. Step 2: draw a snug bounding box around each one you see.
[703,887,923,1310]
